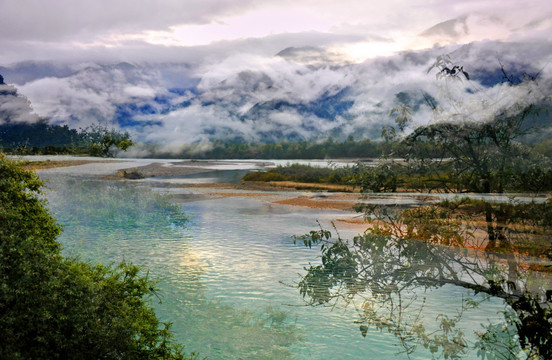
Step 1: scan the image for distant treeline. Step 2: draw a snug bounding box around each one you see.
[3,120,552,160]
[158,137,552,160]
[0,121,132,157]
[0,121,82,153]
[157,137,390,159]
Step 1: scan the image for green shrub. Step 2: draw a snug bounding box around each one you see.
[243,164,350,184]
[0,155,194,360]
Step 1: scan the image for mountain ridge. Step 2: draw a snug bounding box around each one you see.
[1,36,551,145]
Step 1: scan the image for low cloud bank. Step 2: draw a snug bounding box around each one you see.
[1,39,550,154]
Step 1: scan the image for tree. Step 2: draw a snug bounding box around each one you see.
[393,56,550,193]
[80,125,134,157]
[0,154,195,359]
[381,57,552,251]
[400,106,549,194]
[295,211,552,359]
[295,58,552,359]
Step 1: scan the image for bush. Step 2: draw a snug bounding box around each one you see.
[0,154,193,359]
[242,164,349,184]
[350,163,398,192]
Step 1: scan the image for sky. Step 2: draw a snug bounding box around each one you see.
[1,0,551,64]
[1,1,551,148]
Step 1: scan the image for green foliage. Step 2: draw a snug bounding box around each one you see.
[508,164,552,193]
[0,155,194,359]
[0,121,80,150]
[398,109,552,193]
[533,139,552,159]
[243,163,348,184]
[81,124,134,157]
[242,169,290,182]
[348,163,399,192]
[295,224,552,359]
[0,122,134,157]
[245,134,552,193]
[0,154,61,252]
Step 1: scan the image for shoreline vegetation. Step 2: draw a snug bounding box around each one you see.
[243,164,552,259]
[0,155,197,359]
[19,159,116,171]
[21,156,552,257]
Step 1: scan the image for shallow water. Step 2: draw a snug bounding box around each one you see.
[42,171,523,359]
[150,169,252,185]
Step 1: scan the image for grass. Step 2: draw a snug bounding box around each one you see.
[243,163,349,185]
[19,159,109,170]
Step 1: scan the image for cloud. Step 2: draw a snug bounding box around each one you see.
[3,34,552,150]
[3,0,552,158]
[0,84,40,125]
[124,86,157,98]
[276,46,353,67]
[2,0,551,67]
[418,12,552,46]
[0,0,269,42]
[17,63,180,128]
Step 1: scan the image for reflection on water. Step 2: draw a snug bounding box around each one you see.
[45,176,302,359]
[42,174,524,359]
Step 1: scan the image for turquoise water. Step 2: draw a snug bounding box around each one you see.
[43,174,512,359]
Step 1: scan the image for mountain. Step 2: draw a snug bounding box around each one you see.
[1,36,551,146]
[0,76,83,149]
[419,12,552,46]
[0,61,76,85]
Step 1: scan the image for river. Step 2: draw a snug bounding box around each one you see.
[34,158,547,359]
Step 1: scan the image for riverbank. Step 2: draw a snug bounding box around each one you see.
[20,155,552,359]
[25,157,369,233]
[28,156,551,261]
[20,159,114,171]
